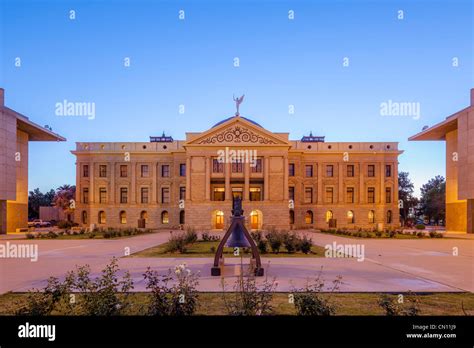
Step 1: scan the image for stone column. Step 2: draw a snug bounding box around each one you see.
[338,163,344,203]
[225,160,231,201]
[359,162,364,204]
[152,162,157,203]
[244,161,250,201]
[89,162,95,203]
[76,162,81,204]
[110,162,115,204]
[264,157,269,201]
[205,157,211,201]
[131,162,136,204]
[317,163,322,204]
[380,161,385,204]
[283,156,288,200]
[186,158,191,200]
[467,200,474,233]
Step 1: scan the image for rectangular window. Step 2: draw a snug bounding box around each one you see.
[289,187,295,201]
[141,165,149,177]
[212,159,224,173]
[326,165,334,177]
[120,165,128,177]
[179,187,186,200]
[213,187,225,201]
[325,187,334,203]
[305,165,313,177]
[249,187,261,201]
[82,188,89,204]
[161,187,170,203]
[304,187,313,203]
[385,164,392,177]
[180,163,186,176]
[141,187,149,204]
[161,165,170,177]
[99,188,107,204]
[288,163,295,177]
[99,165,107,177]
[251,158,262,173]
[368,187,375,203]
[231,160,243,173]
[368,165,375,177]
[385,187,392,203]
[347,165,354,177]
[83,165,89,178]
[120,188,128,204]
[346,187,354,203]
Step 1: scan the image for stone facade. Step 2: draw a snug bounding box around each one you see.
[73,116,402,231]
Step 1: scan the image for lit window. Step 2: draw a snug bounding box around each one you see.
[347,210,354,224]
[120,211,127,224]
[305,210,313,224]
[368,210,375,223]
[161,211,169,224]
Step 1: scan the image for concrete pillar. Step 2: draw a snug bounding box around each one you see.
[110,162,115,204]
[380,161,385,204]
[205,157,211,201]
[186,158,191,200]
[317,163,322,204]
[359,162,364,203]
[89,162,95,203]
[0,200,6,234]
[283,156,289,200]
[131,162,136,203]
[152,162,157,203]
[338,163,343,203]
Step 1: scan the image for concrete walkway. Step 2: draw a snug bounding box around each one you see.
[0,231,473,293]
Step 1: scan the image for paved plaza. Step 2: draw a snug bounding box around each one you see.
[0,231,473,293]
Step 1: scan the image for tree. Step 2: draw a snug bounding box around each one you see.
[53,185,76,212]
[420,175,445,224]
[398,172,418,225]
[28,188,55,219]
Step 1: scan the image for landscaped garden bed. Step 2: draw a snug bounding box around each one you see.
[25,227,157,240]
[318,228,445,239]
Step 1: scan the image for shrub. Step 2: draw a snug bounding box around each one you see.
[201,232,211,241]
[416,232,424,238]
[210,246,216,253]
[47,231,58,239]
[265,230,283,253]
[389,231,396,238]
[184,228,198,245]
[292,271,342,316]
[250,230,263,243]
[429,231,443,238]
[143,264,199,316]
[57,220,74,229]
[165,234,187,253]
[88,233,95,239]
[415,224,426,230]
[26,233,35,239]
[282,232,299,253]
[103,232,111,239]
[257,240,268,254]
[378,293,420,316]
[299,235,312,254]
[221,273,277,315]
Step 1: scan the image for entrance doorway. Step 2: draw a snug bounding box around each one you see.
[250,210,263,230]
[213,210,224,229]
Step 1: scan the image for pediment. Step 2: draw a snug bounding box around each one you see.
[185,116,289,146]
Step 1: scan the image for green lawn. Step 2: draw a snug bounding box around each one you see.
[1,292,472,316]
[130,240,328,258]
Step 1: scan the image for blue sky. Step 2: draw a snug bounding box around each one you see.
[1,0,472,196]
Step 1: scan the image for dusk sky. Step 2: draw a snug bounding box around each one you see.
[1,0,472,196]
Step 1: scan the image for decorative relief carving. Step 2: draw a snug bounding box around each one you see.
[198,126,278,144]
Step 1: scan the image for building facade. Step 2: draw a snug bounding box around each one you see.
[73,115,402,231]
[410,88,474,233]
[0,88,65,234]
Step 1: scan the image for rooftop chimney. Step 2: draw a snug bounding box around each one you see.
[0,88,4,107]
[471,88,474,106]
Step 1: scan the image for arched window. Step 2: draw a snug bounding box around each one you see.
[325,210,333,223]
[180,210,185,224]
[368,210,375,223]
[120,211,127,224]
[82,211,88,224]
[386,210,392,224]
[140,211,148,221]
[161,211,169,224]
[347,210,354,224]
[98,211,106,224]
[289,210,295,224]
[305,210,313,224]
